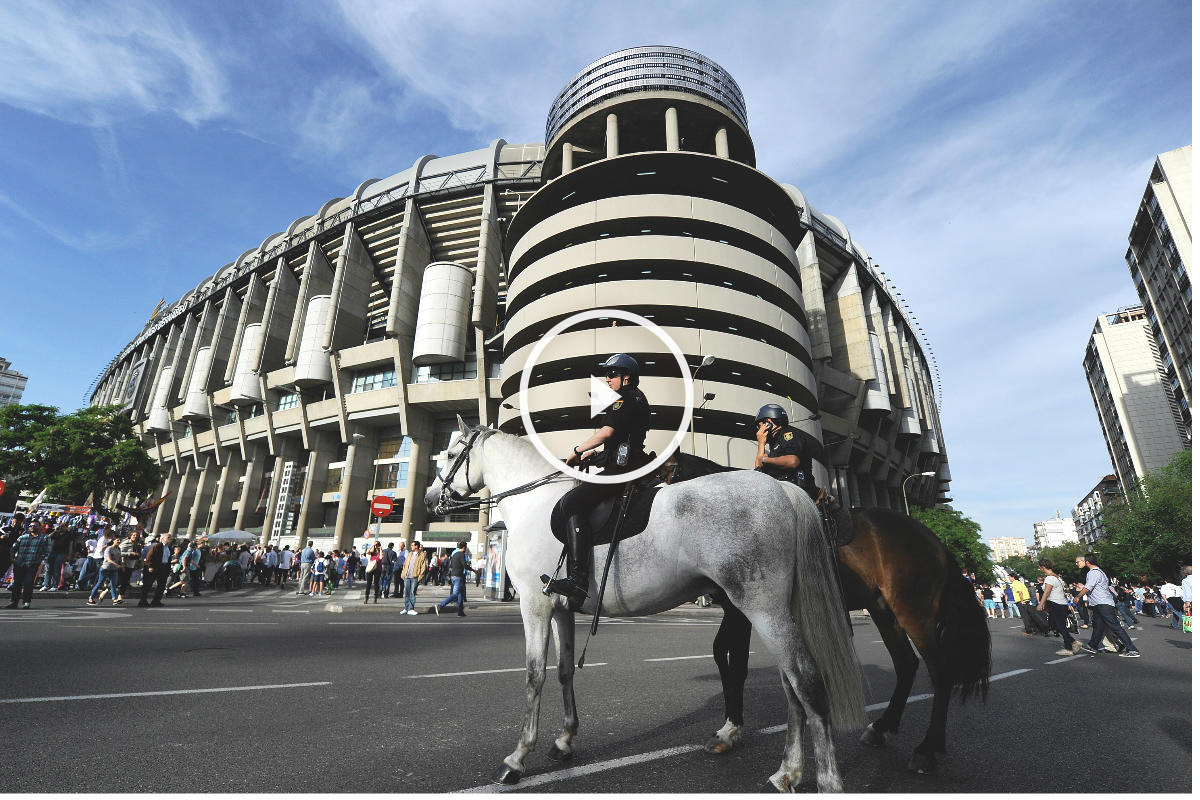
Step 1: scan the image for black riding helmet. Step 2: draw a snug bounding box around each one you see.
[598,353,639,386]
[755,403,788,427]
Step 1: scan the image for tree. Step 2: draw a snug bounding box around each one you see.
[1033,542,1086,579]
[0,403,161,507]
[910,505,992,576]
[1097,449,1191,582]
[998,554,1036,577]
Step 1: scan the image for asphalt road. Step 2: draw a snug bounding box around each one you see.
[0,586,1190,793]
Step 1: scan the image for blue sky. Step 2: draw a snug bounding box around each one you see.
[0,1,1191,543]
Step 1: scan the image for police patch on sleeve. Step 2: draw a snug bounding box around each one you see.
[783,431,794,441]
[611,400,623,410]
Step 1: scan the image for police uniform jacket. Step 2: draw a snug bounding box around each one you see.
[595,384,651,475]
[759,425,812,488]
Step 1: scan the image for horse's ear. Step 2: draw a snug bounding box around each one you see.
[456,414,470,436]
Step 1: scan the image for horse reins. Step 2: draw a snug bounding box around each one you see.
[434,429,572,515]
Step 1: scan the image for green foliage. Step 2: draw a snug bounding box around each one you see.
[911,505,992,575]
[998,554,1036,577]
[1033,542,1086,579]
[1097,449,1191,582]
[0,403,161,505]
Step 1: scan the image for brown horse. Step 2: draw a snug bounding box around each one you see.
[706,506,991,774]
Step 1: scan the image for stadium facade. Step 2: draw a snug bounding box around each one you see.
[88,46,950,553]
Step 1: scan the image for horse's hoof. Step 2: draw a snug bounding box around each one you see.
[547,743,573,762]
[767,770,797,792]
[704,721,742,754]
[492,764,523,785]
[907,751,937,775]
[859,723,887,748]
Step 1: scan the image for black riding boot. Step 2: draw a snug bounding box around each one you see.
[546,514,590,610]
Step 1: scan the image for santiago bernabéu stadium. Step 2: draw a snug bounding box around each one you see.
[87,46,950,558]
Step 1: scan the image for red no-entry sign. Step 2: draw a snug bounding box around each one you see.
[0,480,5,498]
[370,496,394,517]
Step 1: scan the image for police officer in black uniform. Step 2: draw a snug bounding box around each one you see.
[753,403,818,502]
[546,353,651,609]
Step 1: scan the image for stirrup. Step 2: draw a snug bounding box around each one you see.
[543,575,588,607]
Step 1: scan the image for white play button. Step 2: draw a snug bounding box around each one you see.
[590,376,622,419]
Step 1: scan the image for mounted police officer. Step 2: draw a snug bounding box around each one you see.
[753,403,818,502]
[546,353,651,609]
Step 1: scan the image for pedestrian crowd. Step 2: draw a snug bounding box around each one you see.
[1,511,483,617]
[966,554,1192,661]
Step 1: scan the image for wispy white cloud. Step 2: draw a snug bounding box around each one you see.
[0,191,147,252]
[0,0,226,125]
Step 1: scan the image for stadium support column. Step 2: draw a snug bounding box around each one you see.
[207,450,244,533]
[186,455,217,539]
[398,408,433,543]
[234,442,267,531]
[167,465,196,538]
[796,230,832,365]
[561,142,573,173]
[715,127,729,158]
[261,437,301,546]
[665,106,679,151]
[333,426,377,552]
[151,469,179,534]
[606,114,619,158]
[294,430,334,548]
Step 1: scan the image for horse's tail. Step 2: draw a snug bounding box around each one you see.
[935,556,991,703]
[786,489,865,733]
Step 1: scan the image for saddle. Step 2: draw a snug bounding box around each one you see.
[551,461,663,548]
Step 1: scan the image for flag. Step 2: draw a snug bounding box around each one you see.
[27,487,47,512]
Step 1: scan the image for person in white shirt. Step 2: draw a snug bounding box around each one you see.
[277,546,294,587]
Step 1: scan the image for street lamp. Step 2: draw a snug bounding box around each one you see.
[688,355,716,453]
[902,471,937,516]
[353,432,381,547]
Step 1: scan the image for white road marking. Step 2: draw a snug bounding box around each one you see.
[459,666,1036,792]
[272,609,310,614]
[407,664,608,680]
[644,652,755,662]
[211,609,254,613]
[0,681,331,704]
[459,745,703,793]
[328,622,526,626]
[1045,654,1087,664]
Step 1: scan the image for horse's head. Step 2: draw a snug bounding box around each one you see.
[424,415,496,515]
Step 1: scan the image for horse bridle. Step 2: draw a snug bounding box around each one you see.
[435,429,484,512]
[433,426,571,516]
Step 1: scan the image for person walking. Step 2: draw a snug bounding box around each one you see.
[297,543,316,595]
[182,540,203,597]
[363,541,385,604]
[0,512,23,591]
[401,541,427,615]
[1036,560,1080,655]
[41,524,72,591]
[139,533,173,607]
[1160,579,1184,629]
[1011,573,1039,635]
[87,534,125,607]
[381,542,398,598]
[1182,564,1193,622]
[7,520,51,609]
[1073,553,1140,658]
[277,545,293,587]
[118,528,143,600]
[344,549,359,590]
[432,541,470,617]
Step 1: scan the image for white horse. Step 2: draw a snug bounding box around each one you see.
[425,421,864,792]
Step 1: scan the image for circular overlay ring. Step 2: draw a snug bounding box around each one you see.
[518,309,694,485]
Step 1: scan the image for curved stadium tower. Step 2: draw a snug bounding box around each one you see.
[89,46,949,555]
